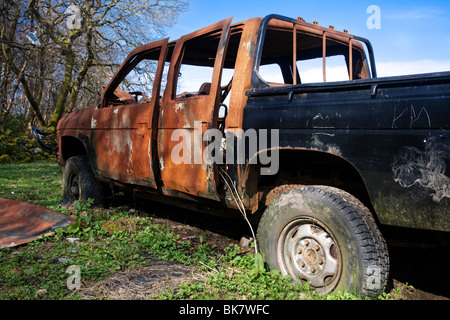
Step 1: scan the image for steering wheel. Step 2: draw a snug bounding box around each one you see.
[129,91,150,103]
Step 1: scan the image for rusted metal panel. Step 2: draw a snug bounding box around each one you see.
[56,105,95,165]
[0,198,74,249]
[90,39,169,188]
[91,103,154,185]
[158,17,233,200]
[225,18,260,129]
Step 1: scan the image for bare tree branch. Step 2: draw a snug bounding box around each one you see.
[0,0,188,131]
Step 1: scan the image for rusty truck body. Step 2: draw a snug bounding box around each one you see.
[56,15,450,298]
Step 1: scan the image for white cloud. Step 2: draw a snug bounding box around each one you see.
[376,60,450,77]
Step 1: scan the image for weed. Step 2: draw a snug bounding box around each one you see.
[156,244,360,300]
[0,161,366,300]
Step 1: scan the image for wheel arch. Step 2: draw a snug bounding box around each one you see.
[59,135,88,164]
[245,148,379,223]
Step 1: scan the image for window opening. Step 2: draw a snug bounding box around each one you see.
[174,30,222,99]
[107,48,163,106]
[257,23,369,86]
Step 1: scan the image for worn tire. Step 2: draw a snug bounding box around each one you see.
[61,155,107,207]
[257,185,389,299]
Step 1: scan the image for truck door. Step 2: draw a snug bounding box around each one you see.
[91,38,169,188]
[158,18,233,200]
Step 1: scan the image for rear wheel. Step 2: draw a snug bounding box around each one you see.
[61,156,108,206]
[257,185,389,299]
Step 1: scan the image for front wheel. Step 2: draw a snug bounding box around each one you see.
[257,186,389,299]
[61,156,108,206]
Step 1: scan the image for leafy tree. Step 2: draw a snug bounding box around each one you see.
[0,0,188,131]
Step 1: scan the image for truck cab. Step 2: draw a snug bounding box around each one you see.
[58,15,375,210]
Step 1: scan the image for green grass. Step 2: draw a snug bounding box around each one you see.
[0,161,369,300]
[155,244,360,300]
[0,161,63,208]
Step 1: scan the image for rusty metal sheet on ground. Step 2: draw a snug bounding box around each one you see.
[0,198,74,249]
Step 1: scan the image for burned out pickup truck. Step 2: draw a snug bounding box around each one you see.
[57,14,450,298]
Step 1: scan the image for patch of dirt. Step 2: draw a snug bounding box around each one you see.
[78,198,248,300]
[79,258,199,300]
[387,280,448,300]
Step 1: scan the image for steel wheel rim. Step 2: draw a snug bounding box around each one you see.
[276,217,342,294]
[68,173,81,201]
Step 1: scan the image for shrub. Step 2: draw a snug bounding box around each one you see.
[0,129,55,163]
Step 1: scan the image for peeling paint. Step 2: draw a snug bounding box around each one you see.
[312,113,336,129]
[313,113,325,121]
[104,131,133,155]
[174,102,185,113]
[310,133,342,156]
[159,156,165,171]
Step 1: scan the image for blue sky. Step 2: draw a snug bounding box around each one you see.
[169,0,450,77]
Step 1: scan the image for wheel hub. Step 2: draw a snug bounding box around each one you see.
[68,173,80,200]
[296,236,329,278]
[277,218,342,294]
